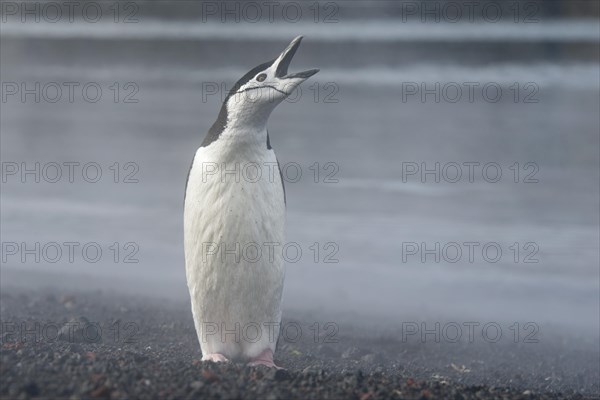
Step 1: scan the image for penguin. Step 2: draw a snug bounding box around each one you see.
[183,36,318,368]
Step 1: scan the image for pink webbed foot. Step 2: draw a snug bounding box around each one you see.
[201,353,229,363]
[247,348,282,369]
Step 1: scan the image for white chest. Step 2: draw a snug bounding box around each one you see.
[184,137,285,250]
[182,134,286,359]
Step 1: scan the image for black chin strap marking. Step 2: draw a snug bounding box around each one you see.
[234,85,288,96]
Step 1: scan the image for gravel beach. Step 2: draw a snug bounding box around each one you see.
[1,284,598,400]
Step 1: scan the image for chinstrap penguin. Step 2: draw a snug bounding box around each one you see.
[184,36,318,368]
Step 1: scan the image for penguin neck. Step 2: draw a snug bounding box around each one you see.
[226,98,276,133]
[212,99,277,147]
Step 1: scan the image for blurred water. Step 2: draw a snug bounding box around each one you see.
[3,19,599,42]
[1,12,599,341]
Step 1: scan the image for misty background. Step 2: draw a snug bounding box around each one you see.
[1,0,598,358]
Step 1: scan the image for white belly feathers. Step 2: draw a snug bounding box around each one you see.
[183,137,286,360]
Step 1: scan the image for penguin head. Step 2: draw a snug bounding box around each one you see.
[222,36,319,130]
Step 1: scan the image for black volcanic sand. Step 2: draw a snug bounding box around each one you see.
[0,287,598,400]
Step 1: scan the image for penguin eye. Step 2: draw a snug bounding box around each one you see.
[256,73,267,82]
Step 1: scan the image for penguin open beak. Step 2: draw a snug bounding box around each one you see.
[274,36,319,80]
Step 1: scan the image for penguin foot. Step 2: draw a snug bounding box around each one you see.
[201,353,229,363]
[247,348,282,369]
